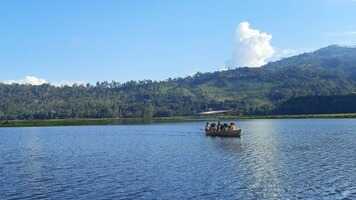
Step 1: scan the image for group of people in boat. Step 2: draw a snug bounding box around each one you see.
[205,121,238,132]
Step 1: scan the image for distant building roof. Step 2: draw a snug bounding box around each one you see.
[199,110,232,115]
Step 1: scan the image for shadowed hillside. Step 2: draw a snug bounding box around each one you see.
[273,94,356,115]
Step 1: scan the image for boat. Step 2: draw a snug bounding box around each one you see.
[199,110,241,137]
[205,129,242,137]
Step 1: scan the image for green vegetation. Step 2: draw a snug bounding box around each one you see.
[0,116,222,127]
[274,94,356,115]
[1,45,356,124]
[2,113,356,127]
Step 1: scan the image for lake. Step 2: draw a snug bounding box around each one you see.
[1,119,356,199]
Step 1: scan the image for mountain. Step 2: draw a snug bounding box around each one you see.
[168,45,356,112]
[1,45,356,120]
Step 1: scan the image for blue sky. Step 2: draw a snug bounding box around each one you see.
[1,0,356,84]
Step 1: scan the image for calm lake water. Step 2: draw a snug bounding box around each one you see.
[1,119,356,200]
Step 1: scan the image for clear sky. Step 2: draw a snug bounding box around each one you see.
[1,0,356,84]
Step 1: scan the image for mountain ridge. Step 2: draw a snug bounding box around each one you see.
[1,45,356,120]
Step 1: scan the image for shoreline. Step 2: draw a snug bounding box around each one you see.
[1,113,356,128]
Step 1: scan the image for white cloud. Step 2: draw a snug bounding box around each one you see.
[272,48,302,60]
[324,31,356,46]
[1,76,86,86]
[218,65,229,71]
[3,76,48,85]
[52,80,86,87]
[233,22,275,67]
[327,31,356,37]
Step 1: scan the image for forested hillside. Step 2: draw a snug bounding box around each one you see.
[1,45,356,120]
[273,94,356,115]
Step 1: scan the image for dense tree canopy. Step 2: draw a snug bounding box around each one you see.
[273,94,356,115]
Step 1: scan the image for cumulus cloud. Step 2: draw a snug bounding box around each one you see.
[233,22,275,67]
[3,76,48,85]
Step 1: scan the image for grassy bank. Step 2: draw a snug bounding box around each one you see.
[239,113,356,119]
[1,113,356,127]
[0,116,209,128]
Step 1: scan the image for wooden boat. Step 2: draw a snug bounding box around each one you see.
[205,129,242,137]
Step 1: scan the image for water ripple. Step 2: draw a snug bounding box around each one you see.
[1,119,356,199]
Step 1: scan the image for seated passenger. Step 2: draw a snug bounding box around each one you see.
[205,122,210,131]
[230,122,237,130]
[223,123,228,131]
[210,123,217,131]
[217,121,221,131]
